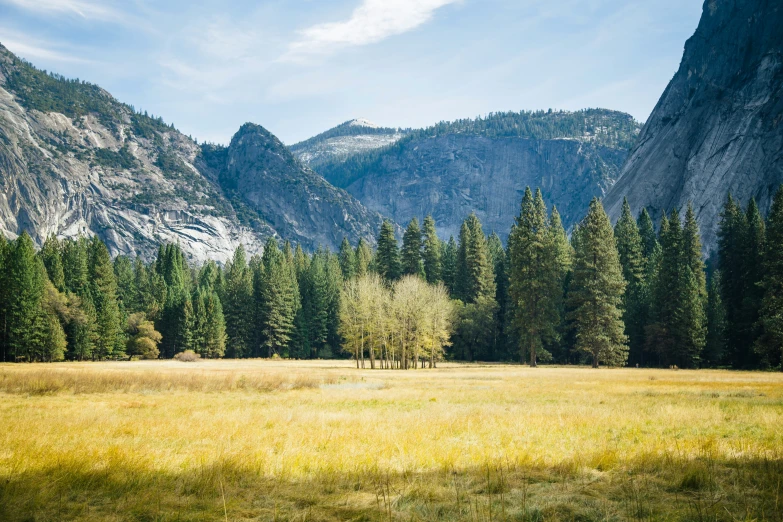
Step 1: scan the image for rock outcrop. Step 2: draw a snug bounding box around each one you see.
[603,0,783,251]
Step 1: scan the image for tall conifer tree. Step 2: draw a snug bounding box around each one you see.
[757,186,783,368]
[567,198,628,367]
[376,220,400,282]
[508,188,560,366]
[401,218,425,278]
[422,215,442,284]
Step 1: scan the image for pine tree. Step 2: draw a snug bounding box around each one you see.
[0,234,8,361]
[422,215,442,284]
[718,194,750,367]
[647,212,680,365]
[548,206,574,363]
[113,255,136,318]
[156,244,191,358]
[338,238,356,280]
[508,188,561,366]
[355,238,373,278]
[487,232,509,361]
[62,237,90,297]
[677,203,707,367]
[40,234,65,292]
[741,199,765,365]
[376,220,400,282]
[222,245,254,358]
[5,233,46,361]
[401,218,425,278]
[567,198,628,367]
[614,198,647,364]
[441,237,458,295]
[757,186,783,368]
[456,213,495,303]
[204,290,227,358]
[705,272,727,366]
[259,238,300,357]
[88,237,123,359]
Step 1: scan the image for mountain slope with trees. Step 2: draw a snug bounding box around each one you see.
[310,110,640,239]
[0,43,384,261]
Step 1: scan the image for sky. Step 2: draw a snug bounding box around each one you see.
[0,0,704,145]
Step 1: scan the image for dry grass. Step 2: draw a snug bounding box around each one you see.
[0,361,781,521]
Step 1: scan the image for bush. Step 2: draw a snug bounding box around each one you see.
[174,350,201,362]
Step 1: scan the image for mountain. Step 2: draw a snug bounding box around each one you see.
[311,110,640,239]
[290,118,408,169]
[0,44,383,262]
[201,123,384,250]
[603,0,783,252]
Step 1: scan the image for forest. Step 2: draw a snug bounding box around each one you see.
[0,186,781,370]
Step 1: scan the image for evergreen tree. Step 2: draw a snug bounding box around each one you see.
[222,245,254,358]
[647,213,680,365]
[338,238,356,280]
[567,198,628,367]
[705,272,727,366]
[354,238,372,278]
[205,290,227,358]
[441,236,458,295]
[62,237,90,297]
[757,186,783,368]
[741,199,765,365]
[508,188,561,366]
[487,232,509,361]
[156,244,191,358]
[401,217,425,278]
[376,220,400,282]
[40,234,65,292]
[5,233,46,361]
[455,213,495,303]
[548,206,574,363]
[113,255,136,316]
[0,234,8,361]
[422,215,442,284]
[614,198,647,365]
[88,237,123,359]
[258,238,300,357]
[718,194,750,367]
[677,204,707,367]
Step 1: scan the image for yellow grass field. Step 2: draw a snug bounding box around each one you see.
[0,361,781,521]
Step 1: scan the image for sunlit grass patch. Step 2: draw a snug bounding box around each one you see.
[0,361,781,520]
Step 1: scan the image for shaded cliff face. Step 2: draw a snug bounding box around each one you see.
[0,44,384,260]
[604,0,783,251]
[316,110,639,239]
[206,123,385,250]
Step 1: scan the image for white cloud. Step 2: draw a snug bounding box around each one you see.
[1,0,127,23]
[283,0,459,62]
[0,31,93,63]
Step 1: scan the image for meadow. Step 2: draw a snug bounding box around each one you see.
[0,361,781,521]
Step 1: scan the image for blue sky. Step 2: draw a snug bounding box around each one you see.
[0,0,703,145]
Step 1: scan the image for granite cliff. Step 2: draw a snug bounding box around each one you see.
[604,0,783,251]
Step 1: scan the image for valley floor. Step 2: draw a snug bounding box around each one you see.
[0,361,781,521]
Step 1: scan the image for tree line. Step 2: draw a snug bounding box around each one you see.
[1,186,781,369]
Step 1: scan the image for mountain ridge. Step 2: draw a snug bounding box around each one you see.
[0,43,385,261]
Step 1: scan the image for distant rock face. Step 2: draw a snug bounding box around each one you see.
[0,45,384,261]
[341,134,629,239]
[290,119,407,169]
[204,123,385,250]
[604,0,783,252]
